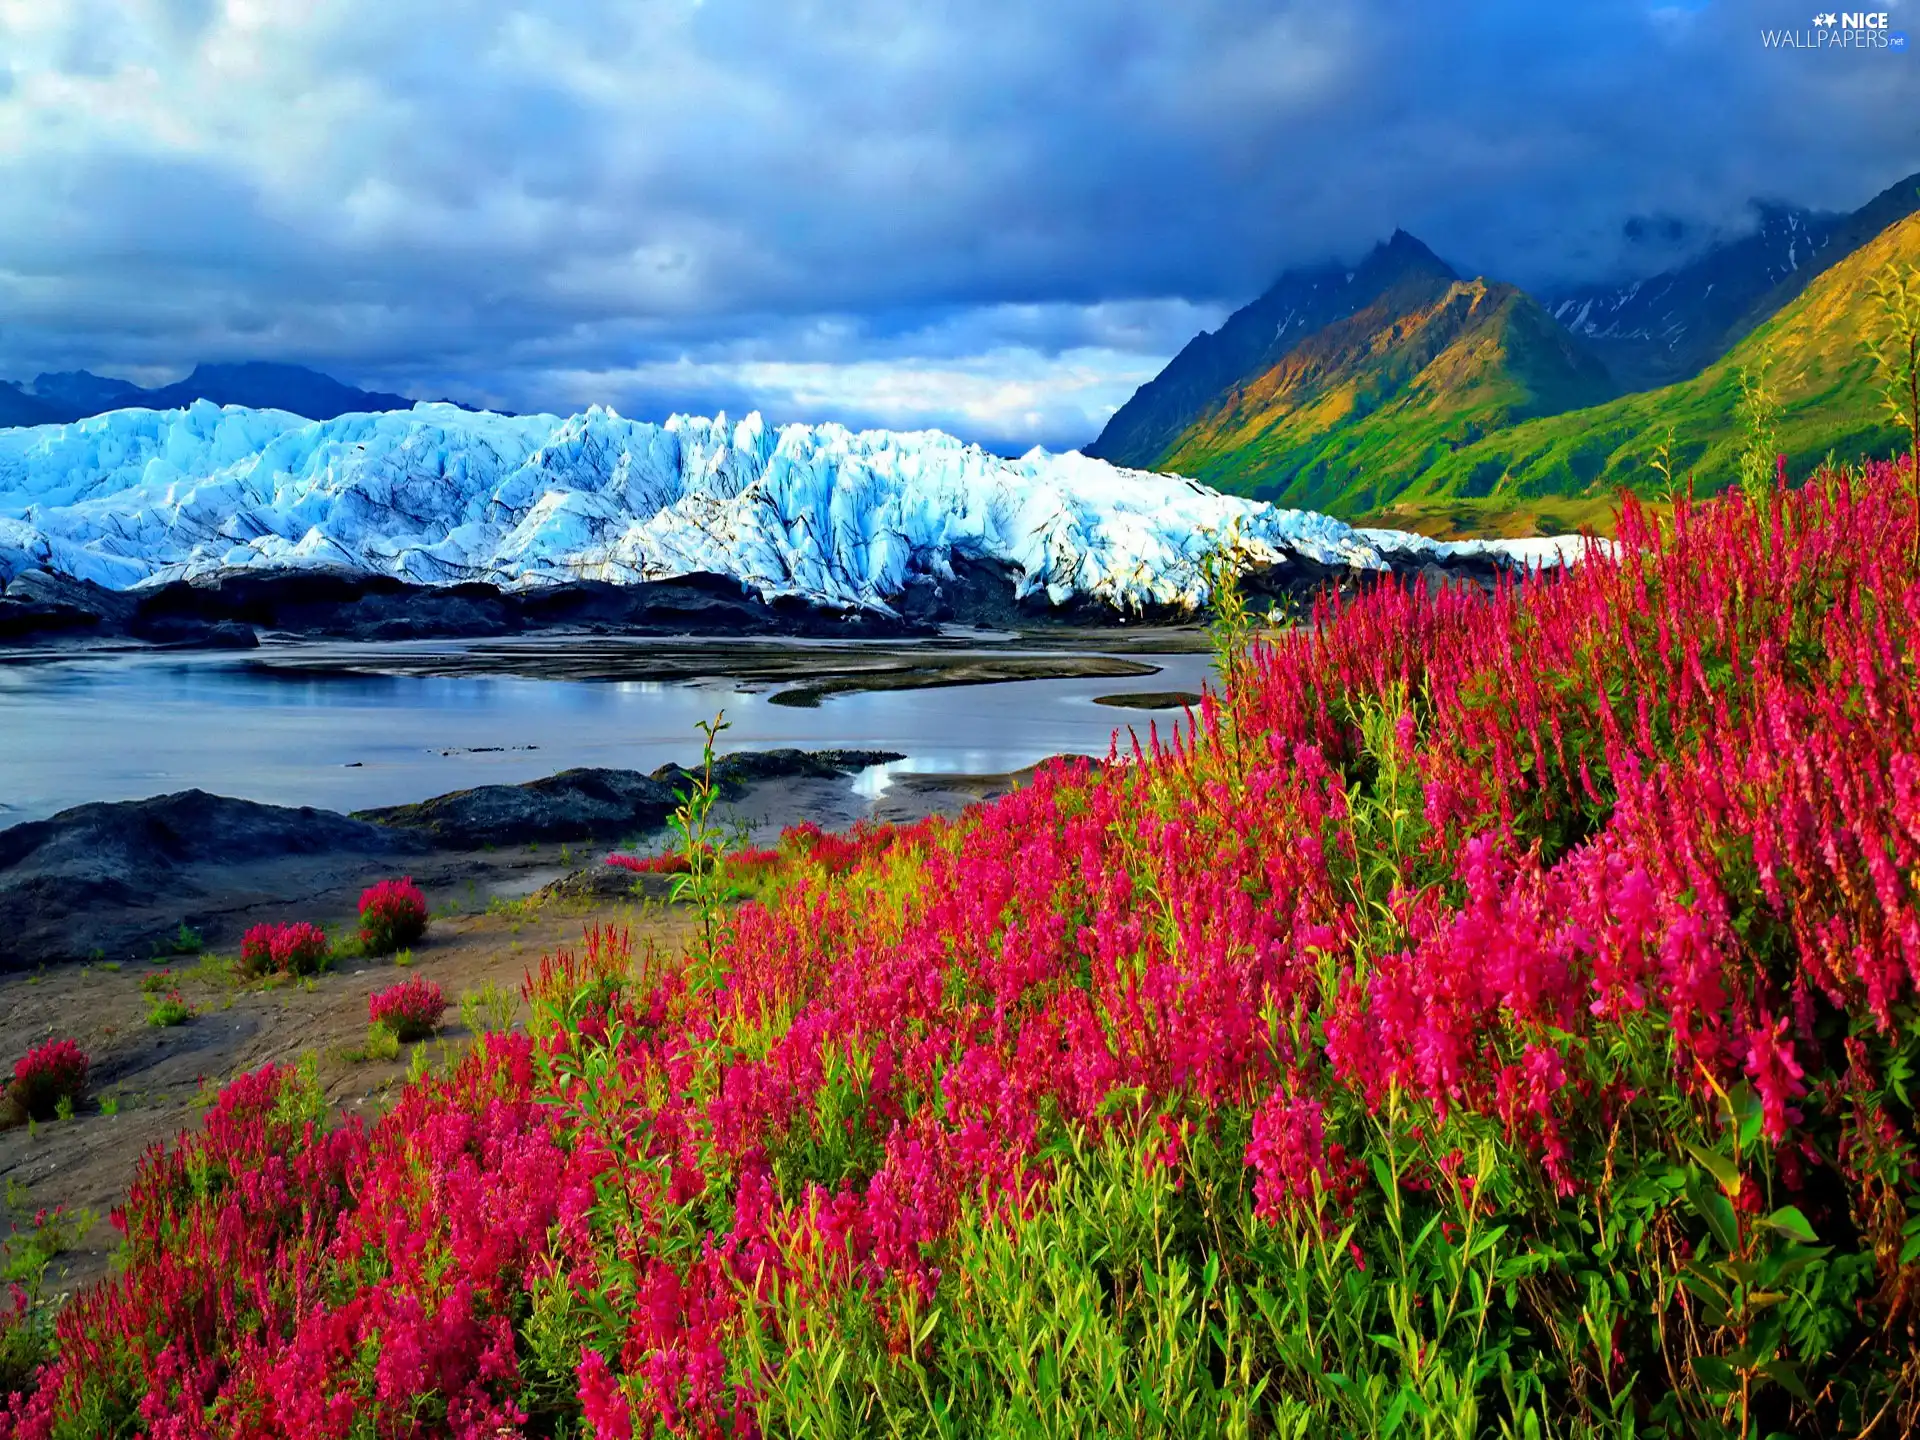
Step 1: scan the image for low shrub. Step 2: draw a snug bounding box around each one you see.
[458,981,517,1036]
[353,1023,400,1063]
[0,1200,93,1395]
[8,1041,88,1121]
[358,878,428,955]
[144,990,192,1028]
[138,968,174,995]
[607,845,780,880]
[237,921,333,978]
[779,817,914,874]
[605,850,688,874]
[368,976,446,1042]
[274,922,331,975]
[725,845,780,878]
[237,925,274,977]
[150,923,204,958]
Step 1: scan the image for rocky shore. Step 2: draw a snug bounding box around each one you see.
[0,545,1541,652]
[0,749,904,969]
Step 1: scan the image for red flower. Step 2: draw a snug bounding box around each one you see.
[576,1347,634,1440]
[368,976,447,1041]
[10,1039,88,1120]
[359,877,429,954]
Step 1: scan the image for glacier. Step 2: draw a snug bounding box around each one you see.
[0,401,1592,615]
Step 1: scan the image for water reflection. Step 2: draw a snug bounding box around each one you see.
[0,644,1215,824]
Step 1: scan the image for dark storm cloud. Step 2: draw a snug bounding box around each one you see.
[0,0,1914,448]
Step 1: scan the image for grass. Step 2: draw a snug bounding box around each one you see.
[143,991,192,1028]
[1352,490,1660,541]
[485,893,539,921]
[0,1190,94,1393]
[458,981,517,1036]
[343,1024,401,1065]
[147,924,205,960]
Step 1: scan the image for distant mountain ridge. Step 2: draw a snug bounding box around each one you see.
[1089,232,1617,512]
[1090,166,1920,517]
[1542,202,1842,392]
[0,362,451,428]
[1395,204,1920,507]
[1085,229,1462,469]
[1542,170,1920,394]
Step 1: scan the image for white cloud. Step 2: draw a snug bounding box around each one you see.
[534,344,1170,451]
[0,0,1913,448]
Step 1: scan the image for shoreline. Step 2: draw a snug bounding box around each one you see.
[0,752,1093,1294]
[237,635,1183,695]
[0,746,1163,971]
[0,634,1217,832]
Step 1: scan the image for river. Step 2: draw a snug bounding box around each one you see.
[0,639,1216,825]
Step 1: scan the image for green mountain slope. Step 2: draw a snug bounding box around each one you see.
[1096,172,1920,530]
[1536,170,1920,397]
[1152,275,1616,512]
[1086,230,1466,470]
[1399,207,1919,509]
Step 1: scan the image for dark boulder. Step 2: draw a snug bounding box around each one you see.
[0,570,136,642]
[0,566,926,648]
[352,748,904,849]
[0,790,425,969]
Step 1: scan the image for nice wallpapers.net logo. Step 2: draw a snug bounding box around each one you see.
[1762,10,1909,48]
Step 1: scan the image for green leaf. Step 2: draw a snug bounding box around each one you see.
[1684,1142,1743,1197]
[1758,1359,1812,1402]
[1760,1206,1817,1244]
[1766,1246,1831,1283]
[1692,1355,1740,1393]
[1680,1274,1731,1327]
[1685,1176,1740,1254]
[1469,1224,1509,1258]
[1731,1083,1765,1149]
[1381,1391,1411,1437]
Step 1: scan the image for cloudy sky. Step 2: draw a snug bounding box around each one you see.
[0,0,1915,450]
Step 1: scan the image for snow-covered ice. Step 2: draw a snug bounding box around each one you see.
[0,402,1593,613]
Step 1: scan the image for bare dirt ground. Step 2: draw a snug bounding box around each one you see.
[0,764,1039,1302]
[0,884,695,1302]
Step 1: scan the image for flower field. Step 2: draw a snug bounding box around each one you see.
[6,457,1920,1437]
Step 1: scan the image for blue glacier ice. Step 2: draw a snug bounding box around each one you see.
[0,401,1593,613]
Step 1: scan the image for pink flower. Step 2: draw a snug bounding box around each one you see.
[1743,1015,1807,1142]
[576,1348,633,1440]
[369,976,447,1041]
[9,1039,88,1120]
[359,876,429,954]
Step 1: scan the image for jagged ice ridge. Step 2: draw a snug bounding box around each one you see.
[0,402,1591,613]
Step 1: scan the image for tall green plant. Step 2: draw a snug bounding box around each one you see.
[1865,260,1920,561]
[1199,522,1269,786]
[1734,364,1780,516]
[671,711,734,987]
[1200,520,1258,687]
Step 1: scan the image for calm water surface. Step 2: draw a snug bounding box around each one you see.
[0,640,1215,825]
